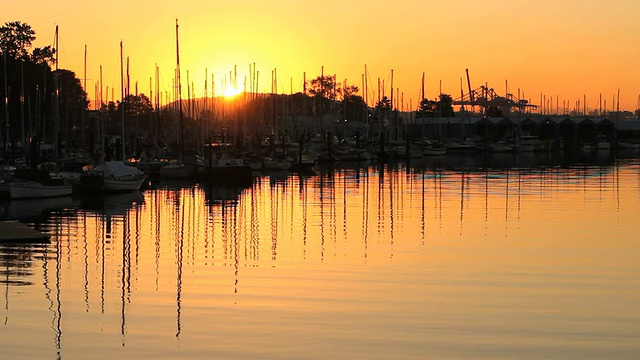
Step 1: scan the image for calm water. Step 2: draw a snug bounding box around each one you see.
[1,153,640,359]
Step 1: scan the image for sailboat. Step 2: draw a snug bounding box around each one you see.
[72,41,147,192]
[198,141,253,183]
[159,19,197,180]
[9,26,73,200]
[9,168,72,199]
[78,161,147,192]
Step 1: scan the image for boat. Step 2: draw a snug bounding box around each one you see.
[513,135,540,152]
[415,140,446,156]
[446,141,478,154]
[79,161,147,192]
[487,141,514,153]
[160,19,195,182]
[422,144,447,156]
[9,169,73,199]
[617,141,640,149]
[290,150,317,173]
[333,146,372,161]
[582,135,611,151]
[159,161,198,179]
[0,166,13,199]
[198,143,253,183]
[596,135,611,149]
[392,144,423,158]
[262,154,293,170]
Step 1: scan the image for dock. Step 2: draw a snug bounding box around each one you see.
[0,221,51,243]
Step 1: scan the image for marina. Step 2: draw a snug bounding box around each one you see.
[2,3,640,357]
[1,153,639,358]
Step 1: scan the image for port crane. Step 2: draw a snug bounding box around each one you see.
[453,69,537,115]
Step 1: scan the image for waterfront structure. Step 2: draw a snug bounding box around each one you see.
[410,115,640,150]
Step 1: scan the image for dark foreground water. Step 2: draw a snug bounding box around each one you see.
[1,152,640,359]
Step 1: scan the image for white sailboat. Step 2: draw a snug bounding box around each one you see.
[79,161,147,192]
[9,170,72,199]
[10,26,73,200]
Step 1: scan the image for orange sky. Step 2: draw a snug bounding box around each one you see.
[5,0,640,113]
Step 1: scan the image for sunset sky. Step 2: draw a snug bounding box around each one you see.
[5,0,640,112]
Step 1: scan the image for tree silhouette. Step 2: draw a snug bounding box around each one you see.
[0,21,35,59]
[30,45,55,66]
[307,75,340,100]
[375,96,392,119]
[414,94,455,118]
[1,21,87,149]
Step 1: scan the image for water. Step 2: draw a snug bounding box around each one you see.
[1,153,640,359]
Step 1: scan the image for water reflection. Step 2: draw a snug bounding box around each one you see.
[0,153,638,358]
[0,196,75,223]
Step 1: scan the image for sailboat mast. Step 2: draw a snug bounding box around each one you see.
[54,25,59,161]
[82,44,87,146]
[20,60,25,153]
[100,65,104,163]
[2,52,6,150]
[155,64,160,142]
[175,19,185,163]
[421,72,425,100]
[120,40,126,161]
[390,69,394,111]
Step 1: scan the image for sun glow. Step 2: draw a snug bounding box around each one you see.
[223,85,244,98]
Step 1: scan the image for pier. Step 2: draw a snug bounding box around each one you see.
[0,221,50,243]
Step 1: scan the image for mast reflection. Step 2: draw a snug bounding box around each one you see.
[1,153,635,356]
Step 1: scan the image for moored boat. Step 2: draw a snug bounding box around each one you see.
[198,143,254,183]
[262,156,293,170]
[79,161,147,192]
[159,161,198,179]
[9,169,72,199]
[416,140,446,156]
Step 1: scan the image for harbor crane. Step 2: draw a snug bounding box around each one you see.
[453,69,537,115]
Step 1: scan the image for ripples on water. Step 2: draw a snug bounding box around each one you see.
[1,154,640,359]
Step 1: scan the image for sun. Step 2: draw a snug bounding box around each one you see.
[223,85,243,98]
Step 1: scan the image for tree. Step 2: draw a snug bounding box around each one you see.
[414,94,456,118]
[55,69,89,149]
[341,85,367,123]
[307,75,341,127]
[375,96,392,118]
[0,21,36,59]
[415,98,437,119]
[342,85,359,100]
[438,94,455,117]
[31,45,56,66]
[308,75,340,100]
[0,21,88,149]
[123,94,152,121]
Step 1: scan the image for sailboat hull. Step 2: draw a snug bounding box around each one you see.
[160,164,197,179]
[100,175,148,192]
[9,181,73,199]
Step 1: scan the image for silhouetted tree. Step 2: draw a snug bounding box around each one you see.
[485,106,503,117]
[438,94,455,117]
[123,94,152,121]
[414,94,455,118]
[341,85,367,123]
[0,21,35,59]
[308,75,340,100]
[0,21,88,150]
[415,98,437,118]
[375,96,392,119]
[30,45,55,65]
